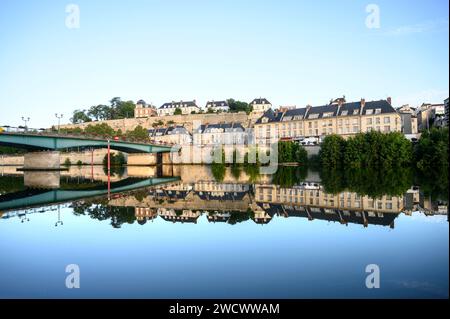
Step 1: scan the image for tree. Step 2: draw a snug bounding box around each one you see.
[319,135,345,167]
[277,141,308,164]
[414,127,449,200]
[227,99,252,114]
[84,123,116,137]
[71,110,91,124]
[125,125,149,141]
[174,108,182,115]
[87,104,110,121]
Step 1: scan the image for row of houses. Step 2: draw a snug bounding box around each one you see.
[143,96,449,145]
[134,98,272,118]
[254,97,403,144]
[148,122,247,145]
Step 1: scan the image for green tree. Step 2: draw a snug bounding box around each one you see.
[227,99,252,114]
[174,108,182,115]
[319,135,346,167]
[87,104,110,121]
[71,109,91,124]
[125,125,149,141]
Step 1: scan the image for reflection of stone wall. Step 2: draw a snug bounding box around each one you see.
[0,155,24,166]
[1,149,119,166]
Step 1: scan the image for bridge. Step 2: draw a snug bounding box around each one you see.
[0,130,180,170]
[0,176,180,213]
[0,131,176,153]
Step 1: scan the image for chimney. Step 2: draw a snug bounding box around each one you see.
[361,98,366,108]
[387,97,392,105]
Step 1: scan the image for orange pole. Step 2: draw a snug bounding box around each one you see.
[91,148,94,181]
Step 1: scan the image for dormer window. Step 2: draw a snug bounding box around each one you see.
[375,108,382,114]
[262,117,269,123]
[366,109,374,115]
[353,109,359,115]
[341,110,348,116]
[309,113,319,119]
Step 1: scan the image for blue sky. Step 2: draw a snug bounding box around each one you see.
[0,0,448,128]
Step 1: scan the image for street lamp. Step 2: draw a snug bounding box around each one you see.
[21,117,30,132]
[55,113,63,133]
[55,205,63,227]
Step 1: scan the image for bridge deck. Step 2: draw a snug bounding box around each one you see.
[0,131,179,153]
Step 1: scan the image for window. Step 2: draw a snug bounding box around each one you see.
[375,108,382,114]
[353,109,359,115]
[366,109,373,115]
[352,118,358,125]
[376,117,381,124]
[309,113,319,119]
[384,126,390,132]
[341,110,348,116]
[366,118,372,125]
[353,126,359,133]
[338,119,343,126]
[384,117,390,124]
[323,112,333,118]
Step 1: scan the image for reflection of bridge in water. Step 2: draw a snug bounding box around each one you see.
[0,176,180,213]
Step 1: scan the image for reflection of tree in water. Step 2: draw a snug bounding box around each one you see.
[0,176,25,194]
[271,166,308,188]
[102,165,126,178]
[231,164,241,180]
[211,163,226,182]
[415,170,448,202]
[320,167,413,198]
[72,200,136,228]
[227,209,255,225]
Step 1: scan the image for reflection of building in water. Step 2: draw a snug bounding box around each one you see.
[255,184,402,213]
[157,208,201,223]
[135,207,158,224]
[256,203,398,228]
[253,210,273,224]
[253,184,403,227]
[206,212,231,223]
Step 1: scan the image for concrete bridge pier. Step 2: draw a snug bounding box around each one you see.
[22,151,62,171]
[24,171,61,188]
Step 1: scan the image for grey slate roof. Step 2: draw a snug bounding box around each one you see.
[256,99,397,124]
[194,122,245,134]
[148,126,191,137]
[159,101,199,109]
[250,98,271,105]
[205,100,229,108]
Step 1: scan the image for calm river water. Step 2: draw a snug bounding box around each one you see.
[0,165,448,298]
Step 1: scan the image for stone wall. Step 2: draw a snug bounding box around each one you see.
[60,112,251,133]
